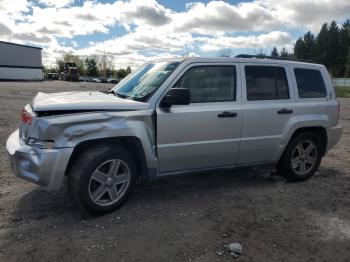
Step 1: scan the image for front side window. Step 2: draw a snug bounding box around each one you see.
[294,68,327,98]
[174,66,236,103]
[245,66,289,101]
[112,61,180,101]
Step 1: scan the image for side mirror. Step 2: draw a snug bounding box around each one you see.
[160,88,190,108]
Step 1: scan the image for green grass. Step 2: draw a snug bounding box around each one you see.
[335,86,350,98]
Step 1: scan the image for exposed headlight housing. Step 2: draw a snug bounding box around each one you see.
[27,138,55,149]
[20,105,35,125]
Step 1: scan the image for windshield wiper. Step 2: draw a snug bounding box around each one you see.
[115,92,129,99]
[131,96,144,102]
[99,90,114,94]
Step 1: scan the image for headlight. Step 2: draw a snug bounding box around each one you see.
[27,138,55,149]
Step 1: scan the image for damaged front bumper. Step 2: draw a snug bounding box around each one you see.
[6,130,73,191]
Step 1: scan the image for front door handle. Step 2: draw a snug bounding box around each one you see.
[277,108,293,114]
[218,111,237,118]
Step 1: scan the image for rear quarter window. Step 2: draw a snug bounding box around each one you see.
[294,68,327,98]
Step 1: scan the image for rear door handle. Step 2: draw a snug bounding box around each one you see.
[277,108,293,114]
[218,111,237,118]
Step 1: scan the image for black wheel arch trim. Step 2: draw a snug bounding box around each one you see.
[65,137,148,182]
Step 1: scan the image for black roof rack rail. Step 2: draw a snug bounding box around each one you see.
[234,54,317,63]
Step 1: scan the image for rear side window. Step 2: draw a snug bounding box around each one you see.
[294,68,327,98]
[245,66,289,100]
[174,66,236,103]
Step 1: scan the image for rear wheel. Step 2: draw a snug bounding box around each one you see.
[278,132,322,181]
[68,144,136,216]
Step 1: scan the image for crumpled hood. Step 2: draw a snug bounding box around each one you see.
[32,91,149,112]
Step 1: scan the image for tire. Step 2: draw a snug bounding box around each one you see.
[277,132,322,182]
[68,144,136,216]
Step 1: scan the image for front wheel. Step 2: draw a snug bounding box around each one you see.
[277,132,322,181]
[68,144,136,216]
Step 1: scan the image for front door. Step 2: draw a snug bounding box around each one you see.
[156,64,243,173]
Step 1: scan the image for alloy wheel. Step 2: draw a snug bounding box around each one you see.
[291,140,318,175]
[88,159,131,206]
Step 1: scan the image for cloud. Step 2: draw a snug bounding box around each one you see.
[261,0,350,29]
[5,0,172,42]
[37,26,62,34]
[173,1,278,34]
[122,1,172,26]
[75,13,101,21]
[53,21,72,26]
[0,23,12,36]
[0,0,29,14]
[0,0,349,68]
[75,28,194,56]
[13,32,53,43]
[198,31,293,52]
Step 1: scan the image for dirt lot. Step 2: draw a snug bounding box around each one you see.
[0,81,349,262]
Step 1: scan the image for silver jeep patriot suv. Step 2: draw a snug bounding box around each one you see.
[6,57,342,215]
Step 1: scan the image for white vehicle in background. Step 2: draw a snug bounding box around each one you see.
[6,56,342,215]
[91,78,102,83]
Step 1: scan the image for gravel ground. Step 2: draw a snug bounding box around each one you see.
[0,81,349,262]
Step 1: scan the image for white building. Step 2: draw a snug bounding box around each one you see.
[0,41,43,81]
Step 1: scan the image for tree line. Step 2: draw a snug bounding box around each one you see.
[269,19,350,77]
[221,19,350,78]
[293,20,350,77]
[45,52,132,79]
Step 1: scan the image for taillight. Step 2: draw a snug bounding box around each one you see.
[20,108,32,124]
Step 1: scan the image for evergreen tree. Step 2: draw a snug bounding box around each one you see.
[316,21,341,75]
[255,48,266,58]
[279,47,290,58]
[345,47,350,78]
[328,21,341,75]
[270,46,279,57]
[316,23,329,66]
[295,19,350,76]
[113,67,132,79]
[219,49,233,57]
[294,37,306,58]
[294,32,316,60]
[303,31,317,59]
[338,20,350,76]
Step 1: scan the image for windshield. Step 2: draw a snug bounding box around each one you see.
[112,61,180,101]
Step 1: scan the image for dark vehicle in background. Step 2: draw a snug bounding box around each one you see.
[60,62,79,81]
[45,73,59,80]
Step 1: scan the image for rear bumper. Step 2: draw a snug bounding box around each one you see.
[6,130,73,191]
[326,124,342,153]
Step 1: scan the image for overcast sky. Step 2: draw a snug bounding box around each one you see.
[0,0,349,68]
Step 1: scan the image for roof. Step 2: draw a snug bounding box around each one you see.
[0,41,42,50]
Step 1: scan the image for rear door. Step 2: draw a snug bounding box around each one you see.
[156,63,243,173]
[237,63,296,164]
